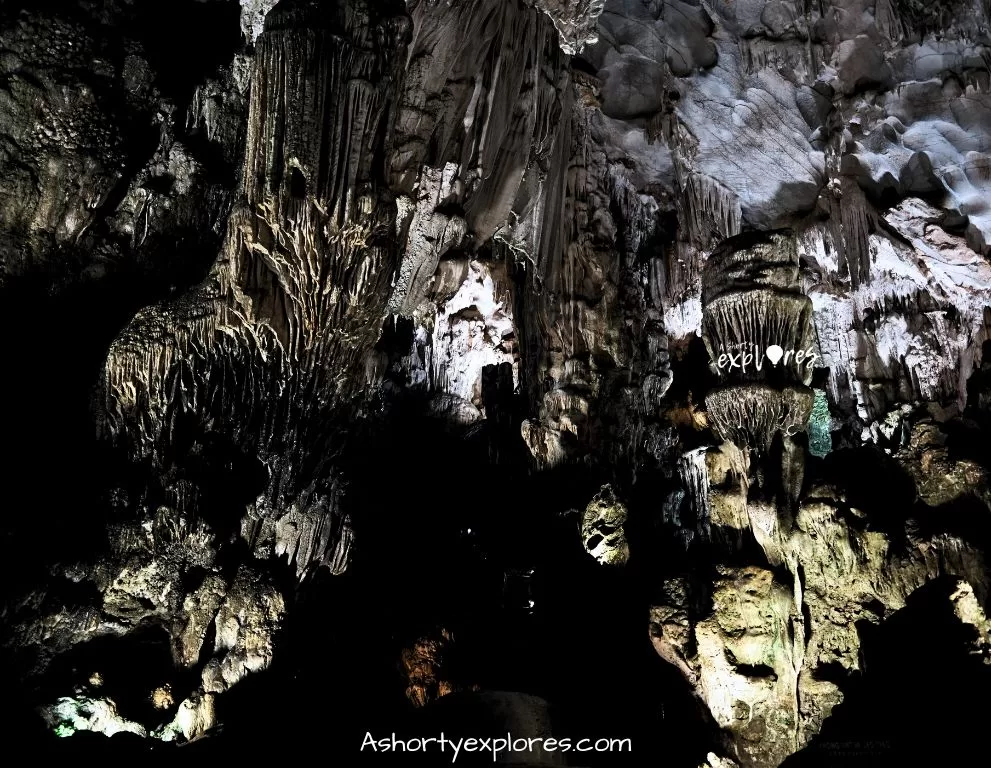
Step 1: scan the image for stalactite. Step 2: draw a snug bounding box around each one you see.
[827,177,873,290]
[678,447,712,541]
[703,290,816,385]
[683,172,742,248]
[739,38,825,78]
[272,483,352,580]
[701,231,818,460]
[11,0,991,760]
[99,1,410,595]
[706,385,815,455]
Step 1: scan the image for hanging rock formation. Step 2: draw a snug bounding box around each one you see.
[701,231,816,456]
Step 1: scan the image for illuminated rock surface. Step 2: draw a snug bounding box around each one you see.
[580,484,631,565]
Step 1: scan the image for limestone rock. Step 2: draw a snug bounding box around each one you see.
[42,696,148,740]
[400,627,477,708]
[705,385,815,454]
[4,0,991,763]
[581,484,630,565]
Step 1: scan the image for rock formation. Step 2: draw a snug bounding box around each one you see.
[2,1,991,765]
[701,231,816,455]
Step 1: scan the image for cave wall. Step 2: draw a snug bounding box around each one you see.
[2,0,991,765]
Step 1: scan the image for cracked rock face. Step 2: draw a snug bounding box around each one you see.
[3,0,991,764]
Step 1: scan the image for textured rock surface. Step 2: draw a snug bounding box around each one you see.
[581,484,631,565]
[2,0,991,764]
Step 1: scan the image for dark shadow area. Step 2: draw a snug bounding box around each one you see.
[664,333,722,412]
[13,408,720,761]
[166,426,271,538]
[781,576,991,768]
[37,624,195,727]
[0,2,244,737]
[915,493,991,558]
[0,0,243,594]
[119,389,716,766]
[818,446,916,544]
[0,273,175,597]
[942,416,991,467]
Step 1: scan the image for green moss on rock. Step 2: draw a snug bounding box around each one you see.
[808,389,832,458]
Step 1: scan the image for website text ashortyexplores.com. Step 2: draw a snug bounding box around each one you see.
[361,732,632,762]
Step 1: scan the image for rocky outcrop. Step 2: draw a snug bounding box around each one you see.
[3,0,411,744]
[581,484,631,565]
[653,493,988,765]
[399,627,479,708]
